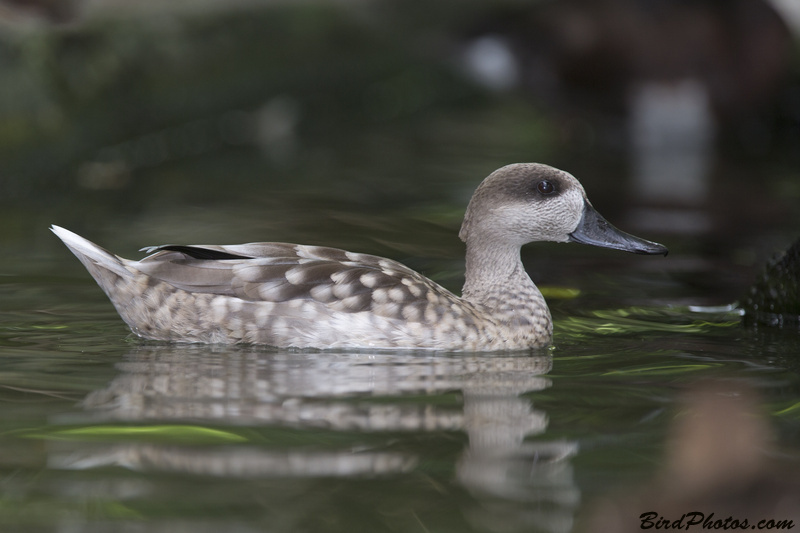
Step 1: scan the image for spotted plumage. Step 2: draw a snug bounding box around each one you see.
[52,163,667,351]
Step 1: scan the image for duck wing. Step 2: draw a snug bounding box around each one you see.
[133,243,461,318]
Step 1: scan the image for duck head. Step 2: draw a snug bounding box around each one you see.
[459,163,668,255]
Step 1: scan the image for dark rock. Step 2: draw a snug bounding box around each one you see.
[742,237,800,327]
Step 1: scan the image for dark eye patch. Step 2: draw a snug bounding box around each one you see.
[536,180,557,196]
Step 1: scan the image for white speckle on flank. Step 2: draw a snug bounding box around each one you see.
[372,288,389,304]
[341,295,364,310]
[424,305,438,323]
[211,296,228,322]
[285,266,307,285]
[331,282,353,300]
[402,304,421,322]
[406,283,423,298]
[360,272,381,288]
[346,251,368,262]
[310,284,333,301]
[389,287,406,302]
[228,298,244,313]
[330,271,348,284]
[255,303,274,327]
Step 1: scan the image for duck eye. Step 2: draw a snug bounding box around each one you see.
[536,180,556,195]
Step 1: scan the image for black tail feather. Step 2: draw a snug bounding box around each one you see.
[141,245,252,260]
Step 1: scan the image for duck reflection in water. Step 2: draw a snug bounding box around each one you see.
[49,345,578,533]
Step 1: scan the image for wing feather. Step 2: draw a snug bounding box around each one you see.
[130,242,464,323]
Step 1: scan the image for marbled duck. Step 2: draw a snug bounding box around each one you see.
[52,163,667,351]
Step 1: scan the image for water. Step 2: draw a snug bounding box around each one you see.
[2,4,800,532]
[3,217,800,532]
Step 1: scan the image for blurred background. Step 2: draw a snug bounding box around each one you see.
[1,0,799,301]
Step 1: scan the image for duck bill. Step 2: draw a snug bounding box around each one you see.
[568,200,668,255]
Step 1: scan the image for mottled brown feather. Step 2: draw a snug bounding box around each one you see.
[134,243,462,323]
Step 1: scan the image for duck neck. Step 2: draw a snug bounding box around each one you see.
[462,238,537,306]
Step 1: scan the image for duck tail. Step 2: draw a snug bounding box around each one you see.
[50,225,132,287]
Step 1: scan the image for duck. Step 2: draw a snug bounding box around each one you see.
[51,163,667,351]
